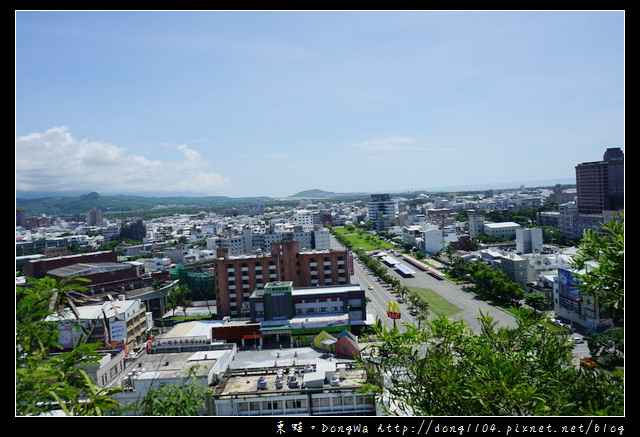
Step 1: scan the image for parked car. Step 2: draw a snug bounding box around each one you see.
[571,336,584,344]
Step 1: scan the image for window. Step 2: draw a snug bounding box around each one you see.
[286,399,305,410]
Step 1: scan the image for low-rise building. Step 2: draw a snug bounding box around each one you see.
[212,347,375,416]
[112,347,236,415]
[248,281,368,348]
[483,221,522,239]
[53,296,153,354]
[554,265,614,332]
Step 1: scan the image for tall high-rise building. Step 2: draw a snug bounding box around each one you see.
[86,207,104,226]
[367,194,397,231]
[575,148,624,214]
[16,207,26,227]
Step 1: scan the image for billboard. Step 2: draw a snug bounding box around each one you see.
[349,251,354,276]
[558,268,581,300]
[387,301,401,320]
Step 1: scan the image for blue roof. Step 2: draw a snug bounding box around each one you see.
[395,263,415,275]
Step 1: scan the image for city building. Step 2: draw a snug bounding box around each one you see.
[211,347,375,416]
[248,281,368,348]
[367,194,397,232]
[575,147,624,215]
[467,213,485,239]
[110,330,375,416]
[554,265,614,332]
[206,224,331,256]
[483,221,522,239]
[552,148,624,240]
[113,347,236,415]
[23,250,117,278]
[16,206,26,227]
[213,241,351,318]
[516,227,543,254]
[495,253,530,286]
[552,184,577,204]
[51,296,152,355]
[86,207,104,226]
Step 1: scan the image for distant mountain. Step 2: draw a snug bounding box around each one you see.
[290,189,340,198]
[15,192,269,217]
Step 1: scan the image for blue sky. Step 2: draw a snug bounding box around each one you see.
[15,10,624,198]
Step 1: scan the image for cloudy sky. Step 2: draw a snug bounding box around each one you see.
[15,10,624,198]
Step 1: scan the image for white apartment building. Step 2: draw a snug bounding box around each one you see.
[483,222,522,239]
[293,210,318,231]
[422,225,444,254]
[312,226,331,249]
[516,227,543,254]
[206,225,330,256]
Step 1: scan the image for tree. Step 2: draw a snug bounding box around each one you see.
[167,284,192,317]
[524,292,547,311]
[571,215,624,316]
[466,261,524,303]
[138,368,208,416]
[585,327,624,367]
[358,311,624,416]
[16,277,123,416]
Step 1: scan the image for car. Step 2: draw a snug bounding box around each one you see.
[571,336,584,344]
[368,285,373,290]
[580,357,598,369]
[410,309,419,316]
[397,298,404,304]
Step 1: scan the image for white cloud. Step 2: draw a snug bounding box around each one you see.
[15,126,230,195]
[353,136,460,158]
[354,136,420,153]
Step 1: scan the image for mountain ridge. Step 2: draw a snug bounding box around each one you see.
[16,178,575,217]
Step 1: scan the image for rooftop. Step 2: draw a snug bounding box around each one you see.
[216,347,364,397]
[128,349,229,382]
[47,261,131,278]
[484,221,521,229]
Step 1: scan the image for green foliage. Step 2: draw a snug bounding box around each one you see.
[331,226,395,251]
[16,277,123,416]
[359,311,624,416]
[571,215,624,313]
[167,284,192,316]
[138,368,207,416]
[585,327,624,365]
[464,261,524,303]
[524,292,548,311]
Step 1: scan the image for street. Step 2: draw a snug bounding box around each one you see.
[331,234,518,333]
[351,251,518,333]
[333,235,588,364]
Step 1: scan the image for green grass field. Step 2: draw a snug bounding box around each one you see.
[408,287,462,318]
[332,226,396,251]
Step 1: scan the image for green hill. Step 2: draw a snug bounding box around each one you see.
[15,192,265,217]
[290,189,338,198]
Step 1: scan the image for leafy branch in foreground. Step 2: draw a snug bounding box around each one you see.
[16,276,123,416]
[138,367,208,416]
[571,215,624,315]
[358,311,623,416]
